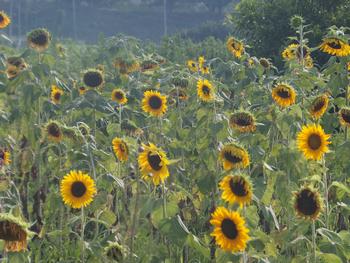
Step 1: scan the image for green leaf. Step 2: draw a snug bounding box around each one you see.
[99,209,117,226]
[318,253,342,263]
[158,217,188,247]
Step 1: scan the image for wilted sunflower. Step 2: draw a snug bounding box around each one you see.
[111,89,128,105]
[187,60,198,72]
[293,187,322,220]
[60,170,97,209]
[105,242,125,261]
[272,83,296,108]
[0,148,10,166]
[197,79,214,102]
[6,57,27,70]
[78,86,87,95]
[320,38,350,57]
[282,44,310,60]
[219,175,253,207]
[169,87,188,104]
[141,60,159,73]
[219,143,250,171]
[27,28,51,52]
[297,124,331,161]
[45,121,63,143]
[141,90,167,117]
[112,137,128,162]
[50,85,64,105]
[339,107,350,127]
[138,143,169,186]
[210,207,250,252]
[259,58,271,69]
[229,111,256,133]
[82,69,104,89]
[226,37,244,58]
[0,11,11,29]
[5,65,20,79]
[0,213,32,252]
[309,94,329,119]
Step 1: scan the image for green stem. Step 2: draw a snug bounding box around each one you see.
[323,157,329,229]
[162,182,167,218]
[129,177,140,262]
[81,207,85,263]
[312,221,317,263]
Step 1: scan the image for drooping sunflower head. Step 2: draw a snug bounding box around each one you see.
[259,58,271,69]
[219,143,250,171]
[78,86,87,95]
[309,94,329,120]
[210,207,250,252]
[282,44,310,61]
[6,57,27,70]
[272,83,296,108]
[138,143,169,186]
[282,44,298,60]
[105,242,125,261]
[293,186,322,220]
[171,77,189,89]
[141,90,167,117]
[0,213,31,252]
[141,60,159,73]
[45,121,63,143]
[219,174,253,207]
[229,111,256,133]
[0,148,11,166]
[112,137,128,162]
[320,37,350,57]
[297,124,331,161]
[168,87,188,105]
[111,89,128,105]
[60,170,97,209]
[27,28,51,52]
[339,107,350,127]
[5,65,20,80]
[200,64,210,75]
[82,69,104,89]
[197,79,214,102]
[0,11,11,29]
[226,37,244,58]
[50,85,64,105]
[187,60,198,72]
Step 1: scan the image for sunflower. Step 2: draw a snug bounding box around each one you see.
[45,121,63,143]
[6,57,27,70]
[112,137,128,162]
[197,79,214,102]
[226,37,244,58]
[272,83,296,108]
[198,56,205,68]
[219,143,250,171]
[309,94,329,119]
[200,64,210,74]
[141,61,159,73]
[259,58,271,69]
[78,86,87,95]
[82,69,104,89]
[169,87,188,103]
[60,170,97,209]
[105,242,125,261]
[27,28,51,52]
[339,107,350,127]
[0,148,10,166]
[111,89,128,105]
[0,213,32,252]
[210,207,250,252]
[138,143,169,186]
[282,44,310,60]
[293,187,322,220]
[219,175,253,207]
[320,38,350,57]
[229,111,256,133]
[0,11,11,29]
[141,90,167,117]
[5,65,20,79]
[297,124,331,161]
[50,85,64,105]
[187,60,198,72]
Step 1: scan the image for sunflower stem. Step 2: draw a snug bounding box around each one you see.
[119,104,122,132]
[162,182,167,218]
[81,207,85,263]
[312,221,317,263]
[129,175,140,262]
[322,157,329,229]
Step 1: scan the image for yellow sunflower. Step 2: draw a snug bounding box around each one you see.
[82,69,104,89]
[200,64,210,74]
[219,175,253,207]
[112,137,128,162]
[5,65,20,79]
[197,79,214,102]
[60,170,97,209]
[229,111,256,133]
[6,57,27,70]
[282,44,310,60]
[226,37,244,58]
[210,207,250,252]
[111,89,128,105]
[293,186,322,220]
[272,83,296,108]
[0,148,10,166]
[219,143,250,171]
[138,143,169,186]
[141,90,167,117]
[45,121,63,143]
[297,124,331,161]
[78,86,87,95]
[0,11,11,29]
[309,94,329,119]
[27,28,51,52]
[339,107,350,127]
[187,60,198,72]
[347,62,350,72]
[320,38,350,57]
[50,85,64,105]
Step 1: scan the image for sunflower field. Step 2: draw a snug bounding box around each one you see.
[0,9,350,263]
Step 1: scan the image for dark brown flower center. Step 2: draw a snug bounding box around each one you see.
[229,178,247,197]
[119,143,127,153]
[83,71,103,88]
[224,151,242,164]
[202,86,210,95]
[276,88,291,99]
[114,91,124,100]
[147,152,162,171]
[107,246,123,261]
[48,123,61,138]
[296,189,318,216]
[221,218,238,239]
[0,150,4,160]
[308,134,321,150]
[312,98,325,112]
[0,14,4,23]
[341,110,350,123]
[328,40,341,49]
[0,221,26,241]
[31,32,49,46]
[54,92,61,101]
[232,114,253,127]
[148,95,162,109]
[71,181,87,197]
